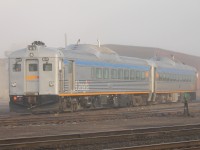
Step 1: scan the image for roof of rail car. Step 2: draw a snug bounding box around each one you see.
[8,46,63,58]
[150,57,196,74]
[62,44,150,65]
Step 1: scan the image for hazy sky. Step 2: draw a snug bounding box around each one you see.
[0,0,200,57]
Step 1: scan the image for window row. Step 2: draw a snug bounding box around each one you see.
[13,63,52,72]
[91,68,148,81]
[158,73,195,82]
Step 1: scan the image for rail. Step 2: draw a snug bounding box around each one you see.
[1,124,200,149]
[107,140,200,150]
[1,102,200,127]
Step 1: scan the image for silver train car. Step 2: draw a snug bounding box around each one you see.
[8,41,197,112]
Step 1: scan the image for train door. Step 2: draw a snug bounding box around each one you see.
[58,59,64,93]
[153,67,156,93]
[152,66,156,101]
[25,59,39,94]
[68,60,75,92]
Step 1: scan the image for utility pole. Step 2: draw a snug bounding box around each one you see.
[65,33,67,48]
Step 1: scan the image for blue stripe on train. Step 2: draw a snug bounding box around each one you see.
[64,59,195,75]
[157,68,195,75]
[64,59,150,71]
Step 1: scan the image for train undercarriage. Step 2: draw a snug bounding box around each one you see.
[9,92,196,113]
[9,94,149,113]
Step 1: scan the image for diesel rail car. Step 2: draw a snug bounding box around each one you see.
[8,41,197,112]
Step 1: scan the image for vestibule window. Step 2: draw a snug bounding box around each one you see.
[29,64,38,72]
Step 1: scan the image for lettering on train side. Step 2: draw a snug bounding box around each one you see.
[75,81,89,91]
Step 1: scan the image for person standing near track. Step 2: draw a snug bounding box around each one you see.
[183,93,190,116]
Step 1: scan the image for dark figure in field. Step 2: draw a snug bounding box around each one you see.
[184,93,190,116]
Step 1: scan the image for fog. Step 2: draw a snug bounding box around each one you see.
[0,0,200,57]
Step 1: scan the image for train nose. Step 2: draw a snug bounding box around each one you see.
[13,96,23,102]
[13,96,17,102]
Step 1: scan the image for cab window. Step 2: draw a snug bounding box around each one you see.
[13,64,21,72]
[29,64,38,72]
[43,63,52,71]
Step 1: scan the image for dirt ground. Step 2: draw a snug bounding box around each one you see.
[0,115,200,139]
[0,100,9,114]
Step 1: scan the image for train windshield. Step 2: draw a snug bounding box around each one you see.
[43,63,52,71]
[13,64,21,72]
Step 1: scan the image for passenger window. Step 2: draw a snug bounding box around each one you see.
[43,63,52,71]
[183,75,186,82]
[91,68,96,79]
[181,75,184,82]
[187,75,189,82]
[162,73,165,81]
[103,68,109,79]
[136,71,141,80]
[185,75,189,82]
[166,74,169,81]
[141,72,145,80]
[189,76,192,82]
[159,73,162,81]
[29,64,38,72]
[118,69,123,79]
[13,64,21,72]
[172,74,174,81]
[186,75,188,82]
[130,70,135,80]
[124,69,129,80]
[169,74,171,81]
[163,73,166,81]
[96,68,102,79]
[176,74,179,82]
[111,69,118,79]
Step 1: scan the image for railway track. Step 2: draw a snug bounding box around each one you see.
[0,108,190,127]
[0,102,200,127]
[1,124,200,150]
[109,140,200,150]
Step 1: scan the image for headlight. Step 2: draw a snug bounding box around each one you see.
[11,82,16,87]
[49,81,54,87]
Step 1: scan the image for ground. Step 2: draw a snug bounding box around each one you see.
[0,101,200,139]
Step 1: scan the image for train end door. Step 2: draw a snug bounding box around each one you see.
[25,59,39,95]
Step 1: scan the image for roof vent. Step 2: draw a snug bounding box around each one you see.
[97,39,101,47]
[32,41,46,46]
[76,39,80,45]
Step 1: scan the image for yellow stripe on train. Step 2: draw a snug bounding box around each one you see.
[26,75,39,80]
[59,91,149,97]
